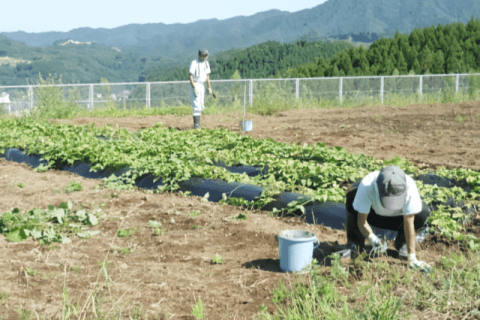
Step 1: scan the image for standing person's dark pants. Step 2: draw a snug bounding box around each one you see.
[345,185,431,254]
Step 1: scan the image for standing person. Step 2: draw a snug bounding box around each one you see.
[345,166,433,273]
[189,48,213,129]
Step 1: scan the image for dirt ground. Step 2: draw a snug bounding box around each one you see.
[0,101,479,319]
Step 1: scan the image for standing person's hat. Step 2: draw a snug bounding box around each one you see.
[376,166,407,210]
[199,48,209,56]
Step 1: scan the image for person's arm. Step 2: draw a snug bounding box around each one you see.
[189,74,195,89]
[357,213,373,239]
[206,74,212,93]
[404,214,416,255]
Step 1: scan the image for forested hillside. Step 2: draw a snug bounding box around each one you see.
[0,35,185,86]
[281,18,480,78]
[145,39,355,81]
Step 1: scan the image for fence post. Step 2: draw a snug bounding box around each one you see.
[29,86,33,110]
[455,74,459,94]
[380,76,384,104]
[146,82,151,108]
[339,77,343,103]
[249,80,253,108]
[89,84,94,109]
[418,75,423,96]
[296,78,299,99]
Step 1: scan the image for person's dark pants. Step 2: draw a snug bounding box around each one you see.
[345,186,431,253]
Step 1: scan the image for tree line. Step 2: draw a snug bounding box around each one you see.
[280,18,480,78]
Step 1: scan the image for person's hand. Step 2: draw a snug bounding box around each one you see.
[368,233,387,254]
[208,87,212,95]
[408,255,433,273]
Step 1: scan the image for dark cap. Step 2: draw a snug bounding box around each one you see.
[199,48,209,56]
[376,166,407,210]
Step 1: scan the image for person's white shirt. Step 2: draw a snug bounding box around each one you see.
[189,59,210,84]
[352,171,422,217]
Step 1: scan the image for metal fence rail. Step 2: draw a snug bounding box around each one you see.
[0,73,479,115]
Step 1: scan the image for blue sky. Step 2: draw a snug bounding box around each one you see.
[0,0,328,33]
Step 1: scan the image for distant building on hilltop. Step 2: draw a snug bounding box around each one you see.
[0,92,10,103]
[59,39,92,46]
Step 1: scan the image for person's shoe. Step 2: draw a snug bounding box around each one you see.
[193,116,201,129]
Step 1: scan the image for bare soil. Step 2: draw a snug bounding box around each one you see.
[0,101,479,319]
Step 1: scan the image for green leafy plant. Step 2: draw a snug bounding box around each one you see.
[0,291,8,305]
[17,182,25,188]
[117,227,137,238]
[189,210,202,218]
[64,180,82,193]
[0,201,100,244]
[211,253,224,264]
[147,220,161,228]
[236,214,247,220]
[154,228,165,236]
[192,297,208,320]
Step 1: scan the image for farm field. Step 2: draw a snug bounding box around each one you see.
[1,100,480,319]
[57,100,480,172]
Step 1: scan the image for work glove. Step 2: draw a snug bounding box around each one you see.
[208,87,216,98]
[408,254,433,273]
[368,233,388,254]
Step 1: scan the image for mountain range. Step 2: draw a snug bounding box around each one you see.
[2,0,480,59]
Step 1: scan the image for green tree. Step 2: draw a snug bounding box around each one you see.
[397,51,408,74]
[230,69,241,80]
[331,64,340,77]
[431,50,446,74]
[409,29,421,50]
[446,37,466,73]
[412,58,421,75]
[418,47,433,74]
[336,51,354,76]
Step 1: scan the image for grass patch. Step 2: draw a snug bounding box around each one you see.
[188,210,202,218]
[117,227,137,238]
[154,228,165,236]
[64,180,82,193]
[0,291,8,304]
[192,297,208,320]
[257,243,480,319]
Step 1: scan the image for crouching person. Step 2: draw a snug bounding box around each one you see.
[345,165,433,273]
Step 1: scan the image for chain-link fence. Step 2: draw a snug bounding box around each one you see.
[1,73,479,116]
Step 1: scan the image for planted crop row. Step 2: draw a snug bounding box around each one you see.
[1,117,479,245]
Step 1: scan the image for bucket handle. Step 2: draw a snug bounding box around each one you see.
[313,236,320,252]
[276,235,321,252]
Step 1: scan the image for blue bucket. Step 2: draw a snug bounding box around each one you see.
[277,230,319,273]
[240,120,252,132]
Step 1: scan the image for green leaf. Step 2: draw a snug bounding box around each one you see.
[87,214,98,226]
[77,231,100,239]
[6,228,28,243]
[76,210,87,221]
[147,221,162,228]
[60,235,71,244]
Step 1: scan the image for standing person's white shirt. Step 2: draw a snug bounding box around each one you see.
[189,59,210,84]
